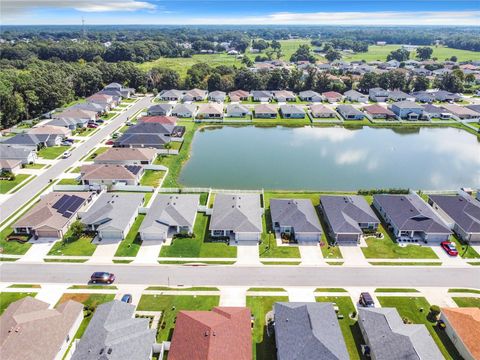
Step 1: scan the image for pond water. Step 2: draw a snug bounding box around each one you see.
[179,126,480,190]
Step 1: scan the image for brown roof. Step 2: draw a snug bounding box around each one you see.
[363,104,395,116]
[254,103,278,114]
[80,164,139,181]
[442,307,480,359]
[138,116,178,125]
[87,94,114,103]
[442,104,479,117]
[322,91,343,99]
[28,125,70,136]
[197,103,224,115]
[229,90,250,99]
[94,148,157,163]
[169,307,252,360]
[309,104,336,114]
[13,191,93,231]
[54,108,96,119]
[0,296,83,360]
[0,159,22,169]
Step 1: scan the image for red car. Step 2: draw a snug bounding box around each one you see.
[87,123,98,128]
[90,272,115,284]
[105,140,114,145]
[441,241,458,256]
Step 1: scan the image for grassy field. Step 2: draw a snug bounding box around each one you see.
[247,295,289,360]
[342,44,480,62]
[0,174,31,194]
[47,234,96,256]
[57,178,79,185]
[85,146,109,161]
[0,226,32,255]
[37,146,70,159]
[451,297,480,307]
[451,234,480,259]
[0,292,37,315]
[140,170,166,187]
[114,214,145,257]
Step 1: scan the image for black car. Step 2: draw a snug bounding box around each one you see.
[359,292,375,307]
[121,294,132,303]
[90,272,115,284]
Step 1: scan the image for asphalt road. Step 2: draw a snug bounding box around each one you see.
[0,96,153,223]
[1,263,479,288]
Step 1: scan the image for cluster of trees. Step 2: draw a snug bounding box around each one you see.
[311,39,368,53]
[290,44,316,63]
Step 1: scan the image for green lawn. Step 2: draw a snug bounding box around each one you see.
[140,170,166,187]
[377,296,462,359]
[23,163,46,169]
[47,233,96,256]
[448,288,480,294]
[247,295,289,360]
[57,178,80,185]
[451,234,480,259]
[260,210,300,258]
[0,174,31,194]
[7,284,41,288]
[145,286,219,291]
[375,288,419,293]
[160,213,237,258]
[451,297,480,307]
[314,288,347,292]
[137,295,220,341]
[85,147,109,161]
[114,214,145,257]
[316,296,365,359]
[0,226,31,255]
[101,112,116,120]
[37,146,70,159]
[0,292,37,315]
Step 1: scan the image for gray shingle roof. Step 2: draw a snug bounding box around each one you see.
[274,302,349,360]
[321,195,379,235]
[270,199,322,233]
[336,105,364,116]
[148,104,173,113]
[1,133,45,146]
[210,194,262,233]
[114,133,169,147]
[172,103,196,114]
[280,104,305,115]
[359,308,443,360]
[0,144,35,160]
[391,101,424,110]
[429,194,480,233]
[72,301,155,360]
[125,122,174,135]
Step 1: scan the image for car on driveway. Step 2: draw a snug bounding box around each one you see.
[121,294,132,303]
[87,123,98,129]
[441,241,458,256]
[359,292,375,307]
[105,140,114,145]
[90,272,115,284]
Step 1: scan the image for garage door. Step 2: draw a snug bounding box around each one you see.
[36,229,60,238]
[141,231,166,241]
[100,230,123,240]
[296,233,320,242]
[337,234,358,245]
[236,232,260,241]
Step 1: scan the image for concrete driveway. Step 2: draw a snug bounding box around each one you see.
[88,238,121,264]
[133,241,163,264]
[18,238,58,263]
[431,246,467,266]
[339,245,369,266]
[299,244,324,266]
[235,242,260,265]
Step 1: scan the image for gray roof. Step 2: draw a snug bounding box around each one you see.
[251,90,272,98]
[125,122,174,135]
[321,195,379,235]
[209,91,226,99]
[344,89,366,99]
[336,105,364,116]
[115,133,168,147]
[147,104,173,113]
[226,103,249,114]
[358,308,443,360]
[72,102,107,113]
[160,89,184,98]
[172,103,196,114]
[388,90,411,99]
[1,133,47,147]
[429,194,480,233]
[140,194,199,234]
[422,104,444,114]
[299,90,321,98]
[374,194,451,234]
[81,193,143,232]
[391,101,424,110]
[210,193,262,233]
[0,144,35,160]
[270,199,322,233]
[46,118,89,127]
[280,104,305,115]
[72,301,155,360]
[274,302,349,360]
[466,104,480,113]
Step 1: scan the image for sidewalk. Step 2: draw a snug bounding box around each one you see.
[35,283,68,307]
[285,286,316,302]
[219,286,248,306]
[299,245,324,266]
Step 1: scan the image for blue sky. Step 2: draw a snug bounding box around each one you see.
[2,0,479,25]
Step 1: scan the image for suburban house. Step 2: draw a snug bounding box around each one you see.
[0,144,37,164]
[72,301,156,360]
[228,89,250,102]
[115,122,175,149]
[140,194,199,241]
[2,133,62,149]
[422,104,451,119]
[101,82,135,98]
[299,90,323,102]
[388,90,415,102]
[254,104,278,118]
[159,89,184,102]
[273,90,296,102]
[86,93,117,108]
[183,88,208,102]
[441,104,480,120]
[369,87,390,102]
[270,199,323,242]
[274,302,349,360]
[94,147,157,165]
[390,101,424,120]
[138,115,178,126]
[336,105,365,120]
[322,91,343,103]
[46,117,89,129]
[466,104,480,114]
[171,103,197,118]
[0,159,22,173]
[0,297,84,360]
[196,102,224,119]
[81,193,144,240]
[251,90,273,102]
[373,194,452,243]
[53,108,97,122]
[226,103,250,118]
[208,90,227,103]
[279,104,306,119]
[344,89,369,103]
[320,195,379,245]
[363,104,396,119]
[309,104,337,119]
[428,194,480,243]
[440,307,480,360]
[433,90,462,102]
[80,164,144,186]
[411,91,436,103]
[210,193,263,242]
[168,307,252,360]
[147,103,173,116]
[71,101,108,115]
[29,124,71,138]
[358,308,443,360]
[13,191,95,239]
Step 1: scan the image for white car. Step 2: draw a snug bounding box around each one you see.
[62,151,72,158]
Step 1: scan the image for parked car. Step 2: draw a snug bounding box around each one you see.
[125,121,132,126]
[121,294,132,303]
[64,138,74,143]
[87,123,98,129]
[62,151,71,158]
[359,292,375,307]
[105,140,115,145]
[61,141,72,146]
[90,272,115,284]
[441,241,458,256]
[96,119,105,124]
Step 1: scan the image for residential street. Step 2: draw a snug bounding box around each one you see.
[0,95,153,224]
[1,263,479,288]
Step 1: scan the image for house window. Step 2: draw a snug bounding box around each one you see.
[213,230,224,236]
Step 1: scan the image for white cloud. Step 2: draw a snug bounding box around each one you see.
[335,149,368,165]
[292,127,357,144]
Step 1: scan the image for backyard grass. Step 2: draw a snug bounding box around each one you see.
[0,174,31,194]
[47,233,96,256]
[85,146,109,161]
[0,292,37,315]
[315,296,365,359]
[247,295,289,360]
[137,294,220,341]
[114,214,145,257]
[140,170,166,187]
[451,297,480,307]
[0,226,32,255]
[160,213,237,258]
[57,178,80,185]
[37,146,70,159]
[377,296,462,359]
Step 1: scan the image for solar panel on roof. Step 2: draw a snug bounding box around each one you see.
[65,196,85,214]
[56,196,74,214]
[126,165,142,175]
[63,211,74,218]
[52,195,70,210]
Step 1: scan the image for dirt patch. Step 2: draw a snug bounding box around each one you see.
[57,293,90,305]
